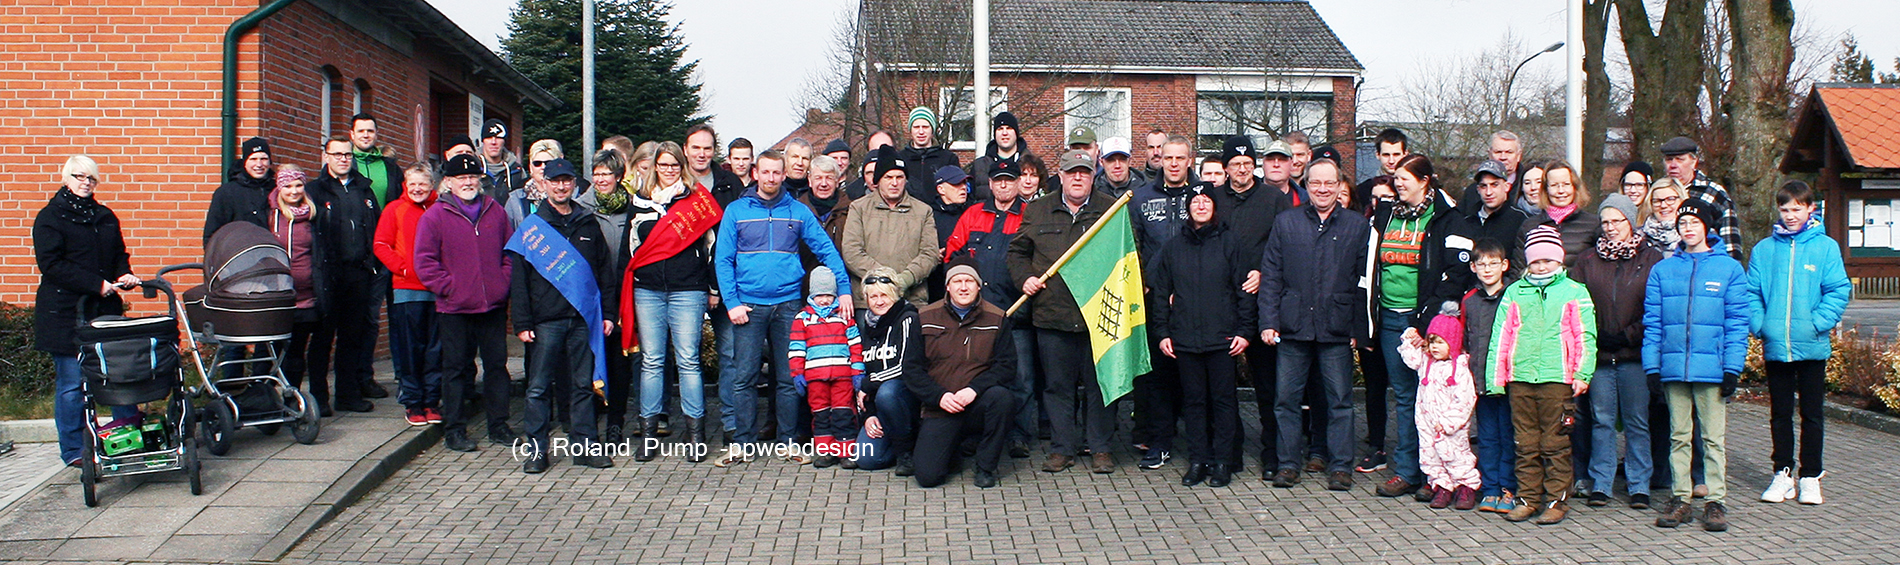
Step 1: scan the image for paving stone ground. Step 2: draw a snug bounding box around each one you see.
[284,398,1900,565]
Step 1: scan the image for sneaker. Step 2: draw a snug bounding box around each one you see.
[1656,497,1693,528]
[1504,499,1538,522]
[1326,471,1352,491]
[362,381,390,399]
[1375,476,1419,498]
[1587,491,1611,507]
[1476,496,1501,513]
[443,429,479,452]
[1797,472,1826,505]
[1271,468,1300,488]
[894,453,915,477]
[1702,501,1728,532]
[1532,500,1569,525]
[423,408,443,424]
[1304,457,1325,474]
[1354,451,1389,473]
[404,408,429,427]
[1493,492,1518,514]
[712,445,751,468]
[1761,468,1797,503]
[1429,486,1453,509]
[1042,453,1075,473]
[1452,486,1479,511]
[1415,483,1437,503]
[1139,448,1171,470]
[1692,483,1710,499]
[1629,493,1651,510]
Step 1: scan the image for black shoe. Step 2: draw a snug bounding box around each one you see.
[319,403,335,418]
[894,453,915,477]
[1009,442,1031,459]
[1355,450,1389,473]
[576,454,614,469]
[636,417,660,462]
[973,469,998,488]
[334,398,374,413]
[361,381,390,399]
[602,425,625,446]
[1587,492,1611,507]
[1629,493,1651,509]
[444,429,479,452]
[1207,463,1233,488]
[1182,463,1210,487]
[1272,468,1300,488]
[523,454,549,474]
[841,457,859,470]
[1327,471,1353,491]
[814,455,839,468]
[488,426,516,446]
[685,418,707,463]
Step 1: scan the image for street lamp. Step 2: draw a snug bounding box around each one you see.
[1499,41,1565,125]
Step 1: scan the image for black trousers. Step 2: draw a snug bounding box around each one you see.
[283,320,328,407]
[1133,334,1180,451]
[306,266,377,407]
[601,328,634,430]
[913,385,1020,487]
[438,308,512,434]
[1246,336,1278,469]
[1176,351,1238,465]
[1359,341,1389,451]
[1767,360,1827,477]
[1039,329,1115,455]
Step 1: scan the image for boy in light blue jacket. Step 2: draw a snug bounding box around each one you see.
[1746,180,1850,506]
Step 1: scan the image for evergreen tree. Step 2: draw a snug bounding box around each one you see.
[503,0,704,156]
[1831,36,1876,83]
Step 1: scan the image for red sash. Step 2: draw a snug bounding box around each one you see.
[618,186,724,351]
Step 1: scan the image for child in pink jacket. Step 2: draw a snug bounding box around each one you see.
[1401,302,1481,510]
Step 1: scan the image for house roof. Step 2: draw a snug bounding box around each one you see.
[861,0,1362,74]
[1785,84,1900,172]
[371,0,561,109]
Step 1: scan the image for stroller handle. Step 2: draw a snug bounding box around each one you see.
[155,263,205,280]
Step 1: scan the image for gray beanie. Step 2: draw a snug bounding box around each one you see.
[808,266,838,297]
[1599,193,1639,224]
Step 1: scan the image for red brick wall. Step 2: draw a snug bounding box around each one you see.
[1331,76,1359,176]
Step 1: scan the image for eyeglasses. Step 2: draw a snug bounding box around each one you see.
[1309,180,1341,188]
[1652,195,1681,205]
[69,173,97,184]
[863,276,895,286]
[1602,217,1630,226]
[324,152,350,158]
[1622,182,1649,188]
[656,162,682,169]
[1471,260,1507,269]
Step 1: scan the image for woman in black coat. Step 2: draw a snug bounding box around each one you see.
[33,156,142,466]
[1148,187,1256,488]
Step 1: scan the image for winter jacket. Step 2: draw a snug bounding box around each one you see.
[1130,178,1192,262]
[911,300,1016,418]
[857,301,924,419]
[413,194,513,315]
[790,299,864,390]
[504,183,542,229]
[480,152,527,205]
[1456,197,1531,273]
[1573,238,1663,363]
[842,178,869,201]
[1400,342,1476,433]
[1485,271,1596,395]
[841,192,939,304]
[1209,180,1292,266]
[1008,191,1113,333]
[306,169,382,271]
[1259,205,1375,343]
[32,188,132,356]
[1147,222,1258,353]
[698,167,748,209]
[797,191,853,251]
[714,187,852,306]
[965,142,1023,196]
[273,201,327,311]
[943,198,1025,310]
[1372,191,1474,332]
[782,176,810,200]
[1459,280,1512,393]
[1093,168,1147,197]
[898,144,961,200]
[925,194,973,248]
[1519,208,1600,268]
[509,202,619,330]
[352,147,403,205]
[1747,221,1852,362]
[374,193,437,293]
[1643,236,1751,383]
[628,191,713,293]
[202,166,274,241]
[575,187,631,263]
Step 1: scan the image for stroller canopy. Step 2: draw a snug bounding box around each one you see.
[205,222,294,298]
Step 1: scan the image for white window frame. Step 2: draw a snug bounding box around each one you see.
[939,86,1009,151]
[1064,87,1133,143]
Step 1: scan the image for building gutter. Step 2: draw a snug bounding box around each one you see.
[222,0,301,173]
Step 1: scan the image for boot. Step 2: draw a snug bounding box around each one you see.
[636,416,660,462]
[685,418,708,463]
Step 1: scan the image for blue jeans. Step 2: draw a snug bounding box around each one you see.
[54,356,140,464]
[637,289,707,419]
[853,381,918,470]
[522,318,597,451]
[1474,394,1518,496]
[724,300,799,445]
[711,306,737,435]
[1009,327,1039,445]
[1275,340,1355,473]
[388,301,442,409]
[1379,309,1423,483]
[1590,361,1653,494]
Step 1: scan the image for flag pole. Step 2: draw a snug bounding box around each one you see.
[1005,191,1135,317]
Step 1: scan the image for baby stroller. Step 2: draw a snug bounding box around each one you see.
[165,222,320,455]
[73,279,202,507]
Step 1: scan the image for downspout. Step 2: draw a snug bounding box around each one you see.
[221,0,301,173]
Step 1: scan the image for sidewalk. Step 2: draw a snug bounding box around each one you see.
[0,360,450,563]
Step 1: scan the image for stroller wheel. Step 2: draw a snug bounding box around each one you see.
[79,440,98,507]
[289,389,321,445]
[202,400,236,456]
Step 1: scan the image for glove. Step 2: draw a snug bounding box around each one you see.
[793,375,808,396]
[1721,372,1738,398]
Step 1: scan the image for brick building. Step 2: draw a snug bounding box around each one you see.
[0,0,556,305]
[856,0,1361,167]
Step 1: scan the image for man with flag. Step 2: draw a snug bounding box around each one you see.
[1009,149,1139,475]
[506,158,620,474]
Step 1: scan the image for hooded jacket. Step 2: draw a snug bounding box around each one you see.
[911,299,1016,418]
[352,146,403,205]
[841,192,939,304]
[714,186,852,306]
[1093,167,1148,197]
[1400,341,1476,433]
[203,165,275,241]
[509,200,619,330]
[1485,270,1596,394]
[943,198,1025,310]
[1209,179,1292,265]
[1573,237,1664,363]
[1008,190,1113,333]
[1459,278,1514,392]
[273,194,329,312]
[1259,204,1375,343]
[965,140,1022,196]
[1371,190,1475,332]
[575,187,631,263]
[1747,221,1852,362]
[1129,177,1192,262]
[1148,222,1258,353]
[480,151,528,204]
[374,191,437,293]
[899,144,961,200]
[306,168,382,271]
[790,298,865,389]
[413,193,513,315]
[1643,235,1751,383]
[857,301,924,419]
[32,188,132,356]
[1456,194,1531,272]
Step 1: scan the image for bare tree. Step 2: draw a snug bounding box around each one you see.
[1370,32,1569,164]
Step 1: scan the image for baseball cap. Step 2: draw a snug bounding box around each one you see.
[1066,126,1097,146]
[1059,149,1095,172]
[1100,136,1132,159]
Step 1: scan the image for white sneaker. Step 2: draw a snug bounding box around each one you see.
[1797,472,1826,505]
[1761,468,1797,503]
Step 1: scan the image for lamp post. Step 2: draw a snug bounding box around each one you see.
[1499,41,1565,125]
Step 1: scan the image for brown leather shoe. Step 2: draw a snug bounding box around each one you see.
[1042,453,1074,473]
[1504,500,1538,522]
[1532,501,1569,525]
[1091,453,1115,474]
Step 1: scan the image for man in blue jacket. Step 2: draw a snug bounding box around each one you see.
[712,150,853,467]
[1644,200,1753,533]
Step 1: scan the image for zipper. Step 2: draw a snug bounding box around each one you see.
[1784,235,1796,360]
[1684,255,1699,379]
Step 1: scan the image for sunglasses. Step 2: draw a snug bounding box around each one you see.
[531,160,550,168]
[863,276,895,286]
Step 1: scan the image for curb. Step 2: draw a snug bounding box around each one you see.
[251,420,442,562]
[1822,399,1900,437]
[0,419,57,444]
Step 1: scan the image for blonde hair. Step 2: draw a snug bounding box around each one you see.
[1538,159,1591,210]
[61,155,101,184]
[528,139,564,162]
[626,141,660,198]
[862,267,901,302]
[1646,178,1685,221]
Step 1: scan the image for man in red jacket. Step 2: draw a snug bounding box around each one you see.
[374,163,443,427]
[413,154,515,452]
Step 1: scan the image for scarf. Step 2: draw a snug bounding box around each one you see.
[809,192,840,216]
[54,186,100,224]
[1392,199,1430,220]
[1643,215,1680,249]
[270,187,311,218]
[1774,216,1820,237]
[651,180,687,205]
[455,193,485,220]
[1595,233,1643,261]
[523,179,548,203]
[594,186,629,215]
[1524,268,1563,287]
[1547,203,1578,224]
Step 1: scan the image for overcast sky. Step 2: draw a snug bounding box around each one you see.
[428,0,1900,144]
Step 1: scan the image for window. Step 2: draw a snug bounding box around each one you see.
[1196,92,1331,154]
[1065,88,1131,142]
[353,79,372,114]
[318,66,343,144]
[939,86,1009,151]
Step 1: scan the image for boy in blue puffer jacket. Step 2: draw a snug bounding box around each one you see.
[1746,181,1850,506]
[1644,200,1753,533]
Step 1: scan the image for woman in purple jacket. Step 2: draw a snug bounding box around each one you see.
[413,154,514,453]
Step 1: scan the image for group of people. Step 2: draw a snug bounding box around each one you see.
[31,106,1849,531]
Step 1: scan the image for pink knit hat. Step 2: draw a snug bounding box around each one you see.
[1524,225,1565,265]
[1425,301,1463,359]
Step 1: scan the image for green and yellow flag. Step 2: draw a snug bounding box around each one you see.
[1058,200,1150,406]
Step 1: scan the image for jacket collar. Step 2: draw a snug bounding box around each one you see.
[982,198,1023,216]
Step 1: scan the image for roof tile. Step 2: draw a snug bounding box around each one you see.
[1820,86,1900,169]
